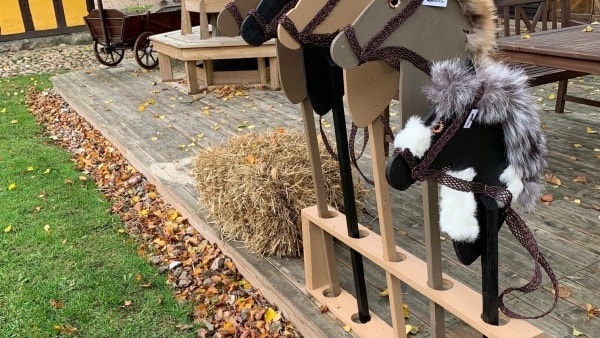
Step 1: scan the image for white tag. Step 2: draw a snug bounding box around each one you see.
[463,109,479,128]
[423,0,448,7]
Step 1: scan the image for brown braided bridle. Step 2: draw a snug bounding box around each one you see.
[246,0,299,42]
[341,0,432,75]
[224,2,245,28]
[278,0,342,47]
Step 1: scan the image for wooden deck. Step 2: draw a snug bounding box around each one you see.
[51,60,600,338]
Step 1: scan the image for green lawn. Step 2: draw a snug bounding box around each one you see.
[0,75,196,337]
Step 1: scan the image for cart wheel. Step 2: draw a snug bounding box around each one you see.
[93,41,125,66]
[134,32,159,69]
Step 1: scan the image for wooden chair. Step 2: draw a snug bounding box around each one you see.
[495,0,596,113]
[181,0,229,38]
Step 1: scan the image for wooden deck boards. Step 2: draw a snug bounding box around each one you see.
[52,61,600,338]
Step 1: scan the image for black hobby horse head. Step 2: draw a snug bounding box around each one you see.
[240,0,298,46]
[386,58,547,265]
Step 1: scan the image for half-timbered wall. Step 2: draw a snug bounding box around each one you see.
[0,0,94,42]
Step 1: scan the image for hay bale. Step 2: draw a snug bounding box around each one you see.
[193,128,367,257]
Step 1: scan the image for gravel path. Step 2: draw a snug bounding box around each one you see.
[0,1,163,78]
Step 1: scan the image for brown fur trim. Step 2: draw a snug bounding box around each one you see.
[458,0,498,65]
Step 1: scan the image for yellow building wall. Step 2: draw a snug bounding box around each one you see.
[30,0,58,30]
[63,0,88,27]
[0,0,89,36]
[0,0,26,35]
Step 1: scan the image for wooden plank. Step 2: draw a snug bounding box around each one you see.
[51,62,354,338]
[51,62,600,338]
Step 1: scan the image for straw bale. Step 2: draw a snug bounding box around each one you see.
[193,128,367,257]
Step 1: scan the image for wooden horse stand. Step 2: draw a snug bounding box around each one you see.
[294,0,546,337]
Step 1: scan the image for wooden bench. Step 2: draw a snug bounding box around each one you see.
[150,0,279,94]
[495,0,592,113]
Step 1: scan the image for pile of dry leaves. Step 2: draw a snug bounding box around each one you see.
[26,88,300,338]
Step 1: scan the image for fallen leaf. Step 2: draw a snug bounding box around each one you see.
[551,284,571,298]
[44,224,51,232]
[572,326,583,336]
[541,194,554,202]
[4,225,12,233]
[138,104,145,112]
[573,176,587,183]
[586,303,600,318]
[403,304,410,318]
[586,127,597,134]
[10,119,18,124]
[122,300,132,307]
[8,183,16,190]
[264,307,280,323]
[406,324,419,334]
[343,325,352,332]
[548,93,555,100]
[581,25,594,32]
[319,304,328,313]
[50,299,64,309]
[544,174,561,186]
[244,155,256,164]
[573,199,581,205]
[573,143,582,148]
[379,288,389,297]
[521,34,531,39]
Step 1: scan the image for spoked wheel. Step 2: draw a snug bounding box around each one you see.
[93,40,125,66]
[134,32,159,69]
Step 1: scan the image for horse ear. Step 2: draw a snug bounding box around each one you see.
[423,107,437,126]
[385,152,414,191]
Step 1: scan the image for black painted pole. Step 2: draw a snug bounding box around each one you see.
[479,194,499,338]
[301,45,370,323]
[325,53,371,324]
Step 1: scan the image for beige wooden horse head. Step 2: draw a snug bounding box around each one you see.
[217,0,261,36]
[332,0,497,69]
[276,0,372,50]
[330,0,497,127]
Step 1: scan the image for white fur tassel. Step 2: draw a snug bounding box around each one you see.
[393,116,432,158]
[440,168,479,242]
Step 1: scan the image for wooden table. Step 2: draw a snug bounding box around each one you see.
[496,24,600,74]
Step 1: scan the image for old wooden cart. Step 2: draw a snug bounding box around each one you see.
[84,1,195,69]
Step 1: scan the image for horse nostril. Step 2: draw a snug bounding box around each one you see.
[388,0,400,9]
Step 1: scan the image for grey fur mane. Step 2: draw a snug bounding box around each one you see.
[423,58,547,211]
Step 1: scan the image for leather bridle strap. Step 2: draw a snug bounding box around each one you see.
[278,0,341,47]
[246,0,299,41]
[224,2,244,28]
[340,0,432,75]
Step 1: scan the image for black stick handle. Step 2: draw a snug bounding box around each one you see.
[479,194,499,337]
[327,55,370,323]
